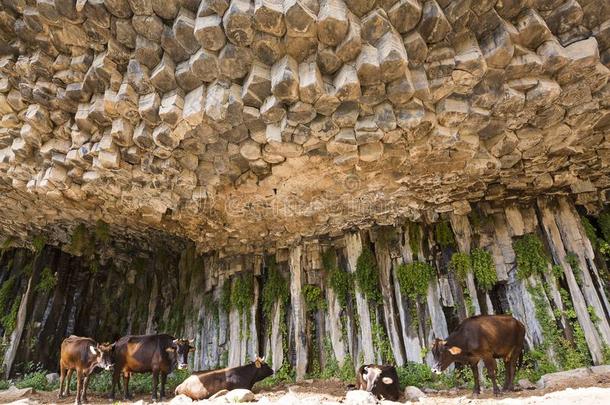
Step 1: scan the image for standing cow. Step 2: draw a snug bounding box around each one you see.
[110,334,194,401]
[431,314,525,396]
[175,357,273,400]
[355,364,400,401]
[58,335,115,405]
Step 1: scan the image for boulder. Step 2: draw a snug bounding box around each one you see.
[404,385,426,401]
[344,390,377,405]
[0,387,33,403]
[536,367,592,389]
[225,388,255,402]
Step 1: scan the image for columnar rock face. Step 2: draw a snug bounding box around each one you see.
[0,0,609,255]
[1,197,609,381]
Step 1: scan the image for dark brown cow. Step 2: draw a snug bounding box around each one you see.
[58,335,115,405]
[431,314,525,396]
[174,358,273,400]
[355,364,400,401]
[110,334,194,401]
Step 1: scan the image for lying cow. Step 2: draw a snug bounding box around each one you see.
[431,314,525,396]
[354,364,400,401]
[110,334,194,401]
[175,357,273,400]
[58,335,114,405]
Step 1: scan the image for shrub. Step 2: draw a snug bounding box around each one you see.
[581,216,598,249]
[396,262,435,300]
[408,223,421,257]
[355,246,381,302]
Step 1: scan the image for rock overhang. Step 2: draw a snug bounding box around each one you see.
[0,0,609,255]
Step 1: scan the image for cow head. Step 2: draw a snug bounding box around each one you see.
[430,338,462,374]
[253,357,273,381]
[360,365,395,393]
[89,342,115,370]
[166,338,195,370]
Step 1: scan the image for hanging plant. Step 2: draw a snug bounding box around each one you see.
[396,262,435,300]
[408,223,421,257]
[355,246,381,302]
[323,248,352,309]
[449,252,471,284]
[513,234,549,280]
[261,258,289,320]
[35,267,57,293]
[220,279,231,313]
[599,211,610,242]
[580,216,598,249]
[435,221,456,248]
[471,248,497,292]
[302,284,327,312]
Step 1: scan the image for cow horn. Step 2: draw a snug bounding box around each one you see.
[189,339,194,344]
[173,339,178,345]
[89,345,97,356]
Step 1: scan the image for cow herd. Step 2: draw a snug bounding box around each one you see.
[58,314,526,404]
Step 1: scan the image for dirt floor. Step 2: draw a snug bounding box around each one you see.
[22,372,610,404]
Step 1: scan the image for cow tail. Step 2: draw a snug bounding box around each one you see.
[517,347,524,370]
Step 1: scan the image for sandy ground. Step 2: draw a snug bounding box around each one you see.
[20,373,610,404]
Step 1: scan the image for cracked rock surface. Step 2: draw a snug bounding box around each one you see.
[0,0,609,253]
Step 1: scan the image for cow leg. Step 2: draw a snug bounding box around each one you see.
[123,372,132,400]
[66,369,74,396]
[75,370,83,405]
[483,358,500,396]
[58,365,66,398]
[82,373,90,404]
[159,372,167,400]
[109,369,117,399]
[151,370,159,401]
[470,362,481,397]
[505,351,519,391]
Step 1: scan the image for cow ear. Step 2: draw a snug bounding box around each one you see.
[89,346,97,356]
[189,346,195,352]
[166,347,176,353]
[382,377,394,385]
[448,346,462,355]
[255,359,261,368]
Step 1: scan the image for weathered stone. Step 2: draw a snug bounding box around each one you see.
[271,55,299,103]
[223,0,254,47]
[195,15,227,51]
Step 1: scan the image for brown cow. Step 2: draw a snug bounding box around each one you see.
[355,364,400,401]
[431,314,525,396]
[174,358,273,400]
[110,334,194,401]
[58,335,115,405]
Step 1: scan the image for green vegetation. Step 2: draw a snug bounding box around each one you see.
[396,262,435,300]
[261,259,289,321]
[355,246,381,302]
[0,277,19,334]
[220,279,231,313]
[408,223,421,258]
[371,320,394,363]
[435,221,456,249]
[471,248,497,292]
[513,234,549,279]
[1,369,191,394]
[318,339,356,382]
[449,252,471,283]
[230,272,255,336]
[449,249,497,291]
[35,267,57,294]
[302,284,326,312]
[599,211,610,242]
[32,235,45,253]
[581,216,598,249]
[254,361,295,389]
[1,296,20,335]
[565,252,582,282]
[396,362,470,390]
[323,248,353,309]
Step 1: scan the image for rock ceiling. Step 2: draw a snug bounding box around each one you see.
[0,0,609,254]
